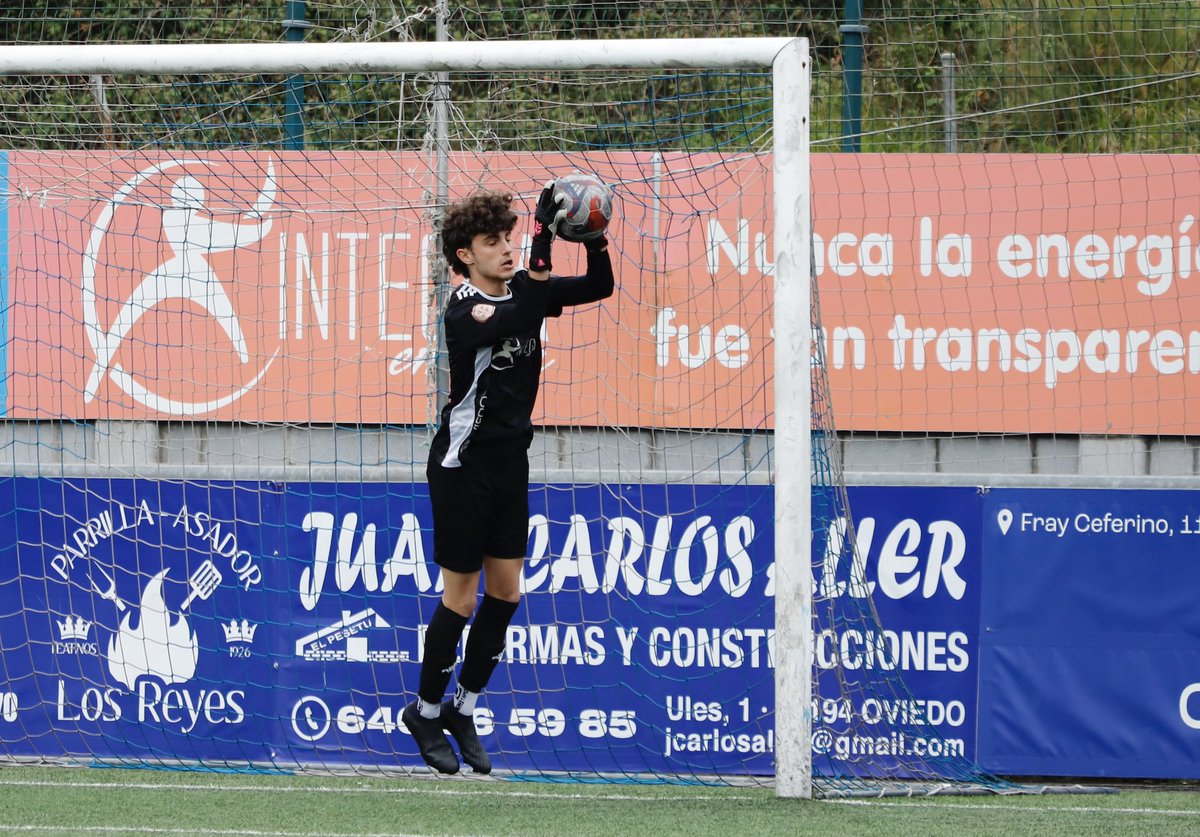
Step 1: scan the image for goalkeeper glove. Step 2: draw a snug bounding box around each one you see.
[583,233,608,253]
[529,181,567,273]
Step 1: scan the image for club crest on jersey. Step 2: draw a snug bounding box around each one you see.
[471,303,496,323]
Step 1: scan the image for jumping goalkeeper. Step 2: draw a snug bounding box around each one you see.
[403,182,614,774]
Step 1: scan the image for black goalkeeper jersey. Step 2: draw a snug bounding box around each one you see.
[428,249,614,469]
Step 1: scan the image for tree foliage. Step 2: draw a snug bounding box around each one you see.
[0,1,1194,153]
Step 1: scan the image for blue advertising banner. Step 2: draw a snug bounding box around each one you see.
[0,477,986,778]
[810,486,982,772]
[978,488,1200,779]
[0,478,781,774]
[275,481,777,775]
[0,479,278,763]
[11,478,1200,779]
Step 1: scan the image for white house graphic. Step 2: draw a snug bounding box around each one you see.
[295,609,407,663]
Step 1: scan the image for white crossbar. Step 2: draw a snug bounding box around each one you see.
[0,38,797,75]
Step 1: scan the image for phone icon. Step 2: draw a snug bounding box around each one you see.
[291,696,331,742]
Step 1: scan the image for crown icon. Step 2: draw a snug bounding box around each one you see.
[222,619,258,644]
[56,615,93,641]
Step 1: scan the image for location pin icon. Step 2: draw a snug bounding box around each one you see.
[997,509,1013,535]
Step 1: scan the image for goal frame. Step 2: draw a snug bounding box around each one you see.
[0,37,813,798]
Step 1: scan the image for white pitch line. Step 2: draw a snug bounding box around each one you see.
[832,799,1200,818]
[0,777,758,804]
[0,826,457,837]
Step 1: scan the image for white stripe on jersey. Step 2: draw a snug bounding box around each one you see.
[440,346,493,468]
[454,281,511,303]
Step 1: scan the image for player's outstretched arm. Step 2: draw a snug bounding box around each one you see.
[546,233,615,310]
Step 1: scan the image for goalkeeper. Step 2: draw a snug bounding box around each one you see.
[403,182,614,774]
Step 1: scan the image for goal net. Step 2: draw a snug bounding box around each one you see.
[0,39,1004,798]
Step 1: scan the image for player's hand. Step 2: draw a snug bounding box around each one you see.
[534,181,568,238]
[530,181,564,273]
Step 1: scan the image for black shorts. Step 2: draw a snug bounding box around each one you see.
[426,453,530,573]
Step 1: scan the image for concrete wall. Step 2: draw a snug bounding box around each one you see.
[3,421,1197,488]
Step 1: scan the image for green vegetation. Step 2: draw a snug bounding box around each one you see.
[855,0,1200,151]
[0,2,1195,153]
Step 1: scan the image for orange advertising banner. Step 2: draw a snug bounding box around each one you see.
[4,150,773,429]
[815,154,1200,435]
[7,151,1200,434]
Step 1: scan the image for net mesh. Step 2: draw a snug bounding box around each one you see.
[1,0,1188,796]
[0,60,793,785]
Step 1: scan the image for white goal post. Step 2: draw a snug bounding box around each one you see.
[0,37,812,797]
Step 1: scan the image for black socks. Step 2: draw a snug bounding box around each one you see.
[459,594,520,694]
[417,602,469,705]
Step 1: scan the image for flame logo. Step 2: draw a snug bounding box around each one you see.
[106,569,199,690]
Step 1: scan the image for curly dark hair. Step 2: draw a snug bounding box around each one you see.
[441,191,519,278]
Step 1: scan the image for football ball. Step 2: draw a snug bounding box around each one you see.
[552,173,614,242]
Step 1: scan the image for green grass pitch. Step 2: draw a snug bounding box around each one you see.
[1,766,1200,836]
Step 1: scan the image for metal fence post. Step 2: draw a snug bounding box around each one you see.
[283,0,309,150]
[941,52,958,153]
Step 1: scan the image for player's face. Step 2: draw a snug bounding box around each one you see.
[460,230,515,286]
